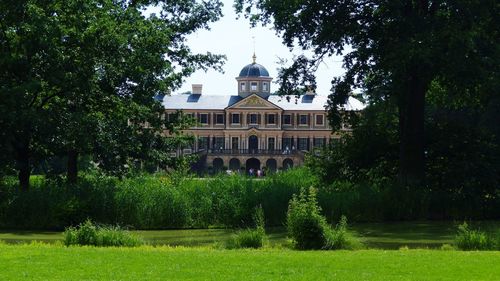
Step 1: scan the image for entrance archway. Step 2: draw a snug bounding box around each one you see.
[283,158,293,170]
[248,135,258,152]
[213,158,224,173]
[246,158,260,173]
[265,159,277,173]
[229,158,241,171]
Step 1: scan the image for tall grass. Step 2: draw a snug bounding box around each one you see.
[0,169,314,230]
[454,222,497,251]
[64,220,143,247]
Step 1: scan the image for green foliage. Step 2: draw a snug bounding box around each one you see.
[324,216,361,250]
[0,0,225,187]
[286,187,329,250]
[0,168,315,230]
[237,0,498,185]
[227,206,266,249]
[63,220,143,247]
[454,222,496,251]
[227,228,266,249]
[286,187,359,250]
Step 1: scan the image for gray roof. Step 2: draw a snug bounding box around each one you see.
[238,63,270,77]
[163,94,365,111]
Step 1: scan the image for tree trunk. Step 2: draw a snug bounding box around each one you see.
[398,75,426,187]
[15,141,31,190]
[67,149,78,184]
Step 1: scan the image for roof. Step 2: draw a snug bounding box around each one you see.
[238,63,270,77]
[163,94,365,111]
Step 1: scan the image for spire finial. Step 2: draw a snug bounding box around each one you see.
[252,35,256,63]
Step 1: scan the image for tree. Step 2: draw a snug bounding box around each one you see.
[0,0,225,188]
[235,0,499,186]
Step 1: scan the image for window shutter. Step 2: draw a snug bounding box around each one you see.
[258,114,261,125]
[247,114,250,124]
[265,113,268,125]
[208,113,211,125]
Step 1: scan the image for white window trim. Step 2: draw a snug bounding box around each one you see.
[250,81,258,91]
[315,114,324,126]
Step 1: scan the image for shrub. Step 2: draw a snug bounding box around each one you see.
[454,222,495,250]
[287,187,359,250]
[63,220,143,247]
[286,187,331,250]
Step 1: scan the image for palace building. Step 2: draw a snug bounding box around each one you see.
[162,55,364,173]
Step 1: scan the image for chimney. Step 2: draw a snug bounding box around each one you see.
[305,86,316,95]
[192,84,202,95]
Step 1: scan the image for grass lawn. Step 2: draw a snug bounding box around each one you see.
[0,243,499,280]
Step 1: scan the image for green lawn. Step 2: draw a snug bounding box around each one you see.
[0,243,499,280]
[2,221,499,249]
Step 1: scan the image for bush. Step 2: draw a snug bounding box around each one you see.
[226,206,266,249]
[454,222,496,251]
[287,187,329,250]
[63,220,143,247]
[287,187,359,250]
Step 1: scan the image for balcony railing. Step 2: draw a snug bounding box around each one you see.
[201,149,302,156]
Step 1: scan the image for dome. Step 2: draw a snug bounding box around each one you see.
[238,63,270,77]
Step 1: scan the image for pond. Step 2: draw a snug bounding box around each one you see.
[1,221,498,249]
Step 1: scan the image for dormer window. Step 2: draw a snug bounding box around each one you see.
[263,82,268,92]
[251,82,258,91]
[240,82,246,91]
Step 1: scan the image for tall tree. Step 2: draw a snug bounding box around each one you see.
[0,0,224,188]
[235,0,499,186]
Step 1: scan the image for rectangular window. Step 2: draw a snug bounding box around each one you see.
[313,138,325,148]
[263,82,268,92]
[267,114,276,124]
[199,113,208,124]
[198,136,209,151]
[283,114,291,125]
[316,114,324,125]
[299,114,308,125]
[240,82,246,91]
[231,113,240,124]
[268,137,275,150]
[298,138,309,151]
[216,114,224,124]
[251,82,258,91]
[231,137,239,150]
[213,137,225,150]
[250,114,258,124]
[282,137,292,150]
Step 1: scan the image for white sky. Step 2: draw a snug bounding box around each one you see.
[151,0,346,96]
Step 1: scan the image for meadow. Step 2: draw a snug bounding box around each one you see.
[0,243,499,281]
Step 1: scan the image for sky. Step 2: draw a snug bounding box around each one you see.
[154,0,346,96]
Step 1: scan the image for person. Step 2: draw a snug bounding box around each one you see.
[257,169,261,177]
[249,168,254,177]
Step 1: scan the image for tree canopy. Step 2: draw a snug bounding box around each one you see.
[235,0,499,185]
[0,0,225,188]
